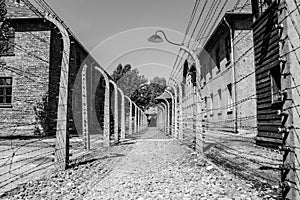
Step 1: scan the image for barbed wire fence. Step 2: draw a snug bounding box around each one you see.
[0,0,148,195]
[157,0,300,199]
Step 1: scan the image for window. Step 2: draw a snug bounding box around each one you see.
[190,65,197,87]
[270,67,281,104]
[210,93,214,116]
[225,37,231,64]
[218,89,222,115]
[0,77,12,106]
[215,47,220,72]
[0,26,15,56]
[227,83,233,114]
[181,82,185,98]
[204,96,208,117]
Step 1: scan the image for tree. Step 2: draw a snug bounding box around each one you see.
[111,63,132,83]
[111,64,123,82]
[111,64,166,111]
[131,77,166,111]
[150,76,166,87]
[111,64,148,97]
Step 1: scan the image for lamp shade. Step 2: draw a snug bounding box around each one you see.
[147,34,164,43]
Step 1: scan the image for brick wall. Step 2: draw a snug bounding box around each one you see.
[0,1,108,138]
[234,29,257,133]
[0,30,51,135]
[198,14,256,134]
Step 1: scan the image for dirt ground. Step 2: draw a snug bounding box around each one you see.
[2,128,268,200]
[0,127,283,199]
[203,130,282,199]
[0,133,105,196]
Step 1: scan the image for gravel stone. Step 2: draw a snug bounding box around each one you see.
[1,128,276,199]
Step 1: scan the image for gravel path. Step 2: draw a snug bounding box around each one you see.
[84,127,262,200]
[1,127,269,199]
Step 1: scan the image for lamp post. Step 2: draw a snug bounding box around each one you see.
[148,30,204,154]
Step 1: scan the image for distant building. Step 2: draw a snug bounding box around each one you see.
[197,12,256,134]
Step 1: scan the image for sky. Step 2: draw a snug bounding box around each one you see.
[44,0,240,80]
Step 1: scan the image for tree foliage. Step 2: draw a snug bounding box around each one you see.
[131,77,166,111]
[150,76,166,87]
[111,63,147,98]
[111,64,167,111]
[111,64,132,82]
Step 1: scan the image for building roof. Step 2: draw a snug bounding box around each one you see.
[6,0,38,18]
[155,92,172,100]
[145,107,158,115]
[5,0,112,79]
[199,12,253,52]
[227,0,252,14]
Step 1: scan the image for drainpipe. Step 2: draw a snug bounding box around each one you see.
[224,17,238,133]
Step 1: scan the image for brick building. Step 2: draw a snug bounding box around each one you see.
[251,0,300,197]
[0,0,106,136]
[251,0,300,148]
[197,12,257,134]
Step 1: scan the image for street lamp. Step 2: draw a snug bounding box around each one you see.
[147,30,200,77]
[147,30,204,154]
[148,30,182,46]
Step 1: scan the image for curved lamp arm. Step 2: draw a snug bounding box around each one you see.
[150,30,183,46]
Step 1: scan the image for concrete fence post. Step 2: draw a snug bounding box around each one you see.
[110,80,119,143]
[169,78,183,140]
[81,64,90,150]
[137,108,141,132]
[95,67,110,147]
[125,96,132,136]
[165,90,174,136]
[45,14,71,170]
[162,99,170,134]
[118,88,126,139]
[133,103,138,133]
[169,85,178,138]
[161,103,167,132]
[157,105,164,130]
[177,83,183,141]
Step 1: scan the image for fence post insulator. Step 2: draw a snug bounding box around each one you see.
[277,110,289,116]
[275,23,284,29]
[278,127,290,134]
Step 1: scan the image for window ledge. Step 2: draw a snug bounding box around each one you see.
[0,53,15,57]
[210,113,214,117]
[0,104,12,108]
[218,111,222,116]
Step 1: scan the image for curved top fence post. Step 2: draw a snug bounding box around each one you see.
[110,80,119,143]
[125,95,133,136]
[45,13,70,170]
[118,88,126,139]
[95,66,111,147]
